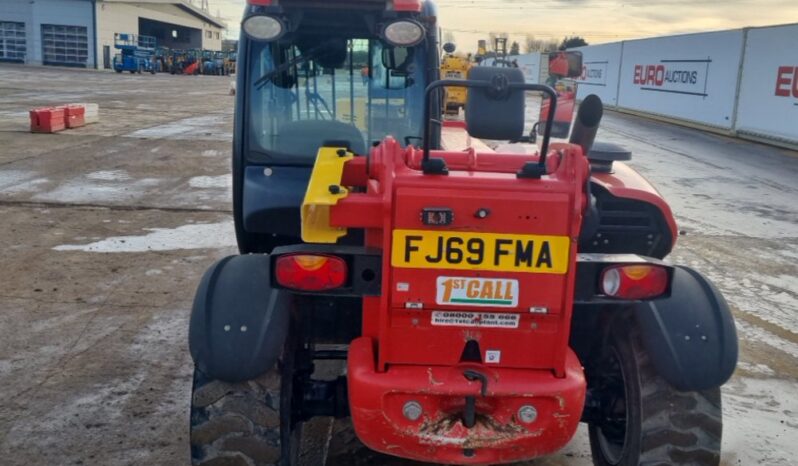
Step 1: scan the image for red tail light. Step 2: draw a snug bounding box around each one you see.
[275,254,347,291]
[600,265,668,300]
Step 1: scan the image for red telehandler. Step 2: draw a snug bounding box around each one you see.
[187,1,738,465]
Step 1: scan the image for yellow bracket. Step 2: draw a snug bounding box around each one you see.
[301,147,353,243]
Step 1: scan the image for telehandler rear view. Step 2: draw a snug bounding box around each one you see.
[187,1,738,465]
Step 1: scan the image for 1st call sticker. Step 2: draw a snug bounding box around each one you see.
[436,276,519,307]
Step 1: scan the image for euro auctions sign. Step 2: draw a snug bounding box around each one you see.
[579,62,608,86]
[573,42,623,106]
[735,23,798,144]
[774,66,798,99]
[632,60,710,97]
[617,30,744,128]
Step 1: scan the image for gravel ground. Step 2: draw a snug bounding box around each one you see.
[0,63,796,466]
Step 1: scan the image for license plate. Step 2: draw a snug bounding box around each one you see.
[431,311,520,328]
[391,229,569,274]
[436,276,518,307]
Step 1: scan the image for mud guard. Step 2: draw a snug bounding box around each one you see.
[634,266,738,391]
[189,255,290,382]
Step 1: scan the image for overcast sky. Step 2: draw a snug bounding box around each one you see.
[204,0,798,52]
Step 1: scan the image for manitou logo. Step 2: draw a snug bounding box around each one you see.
[632,59,711,97]
[775,66,798,99]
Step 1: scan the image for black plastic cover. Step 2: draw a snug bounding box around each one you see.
[635,266,738,391]
[189,255,291,382]
[465,67,525,140]
[242,165,310,236]
[587,141,632,173]
[579,183,674,259]
[588,141,632,162]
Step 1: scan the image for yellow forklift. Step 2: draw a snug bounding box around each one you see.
[440,42,471,115]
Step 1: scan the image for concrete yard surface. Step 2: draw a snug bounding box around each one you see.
[0,64,797,465]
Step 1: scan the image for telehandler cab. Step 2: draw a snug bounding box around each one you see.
[188,1,738,465]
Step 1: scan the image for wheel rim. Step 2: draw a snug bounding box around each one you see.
[594,346,628,465]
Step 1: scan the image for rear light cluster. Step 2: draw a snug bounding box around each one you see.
[600,264,668,300]
[275,254,347,291]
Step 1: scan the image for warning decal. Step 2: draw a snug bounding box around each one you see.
[430,311,520,328]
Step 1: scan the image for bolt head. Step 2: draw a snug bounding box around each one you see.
[402,401,423,421]
[518,405,537,423]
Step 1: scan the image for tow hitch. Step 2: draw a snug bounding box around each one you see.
[462,369,489,428]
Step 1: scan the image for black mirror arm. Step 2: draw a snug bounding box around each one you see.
[254,44,324,89]
[421,79,557,176]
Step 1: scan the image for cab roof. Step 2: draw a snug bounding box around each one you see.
[248,0,423,12]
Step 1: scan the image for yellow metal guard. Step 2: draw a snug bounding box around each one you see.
[301,147,353,243]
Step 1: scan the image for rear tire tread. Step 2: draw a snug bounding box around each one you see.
[633,322,722,465]
[589,317,722,466]
[191,367,283,466]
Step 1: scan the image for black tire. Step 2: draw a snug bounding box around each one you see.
[587,317,722,466]
[190,337,301,466]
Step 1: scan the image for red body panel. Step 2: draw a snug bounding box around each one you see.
[328,137,591,463]
[386,185,572,370]
[592,162,678,247]
[348,337,586,465]
[392,0,423,11]
[539,89,576,133]
[548,52,570,77]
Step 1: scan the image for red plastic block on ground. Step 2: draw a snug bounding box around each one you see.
[30,107,66,133]
[65,104,86,128]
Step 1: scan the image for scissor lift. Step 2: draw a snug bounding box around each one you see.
[113,33,156,74]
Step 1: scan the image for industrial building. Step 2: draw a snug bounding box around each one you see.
[0,0,225,69]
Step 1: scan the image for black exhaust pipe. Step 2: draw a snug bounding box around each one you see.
[569,94,604,155]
